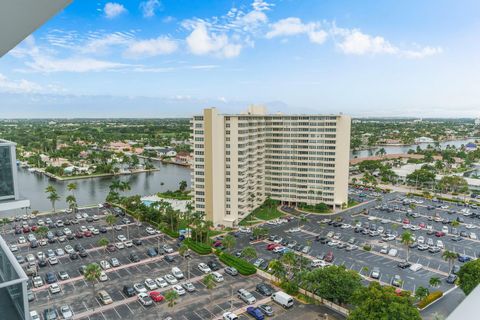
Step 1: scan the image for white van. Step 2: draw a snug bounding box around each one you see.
[388,248,398,257]
[212,271,224,283]
[272,291,294,308]
[171,267,184,279]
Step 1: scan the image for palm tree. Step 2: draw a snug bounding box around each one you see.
[165,289,179,312]
[47,191,60,213]
[179,243,191,279]
[281,251,296,276]
[179,180,187,192]
[268,259,286,282]
[429,276,441,288]
[401,231,414,262]
[97,237,110,253]
[106,214,117,241]
[0,218,10,235]
[67,183,77,196]
[222,235,236,252]
[241,246,257,261]
[202,274,217,302]
[84,263,102,311]
[415,286,430,301]
[442,250,457,273]
[66,195,77,212]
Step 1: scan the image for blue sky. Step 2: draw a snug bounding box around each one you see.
[1,0,480,118]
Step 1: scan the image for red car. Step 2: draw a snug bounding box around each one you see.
[30,225,38,232]
[149,291,164,302]
[324,251,334,262]
[83,230,92,237]
[435,231,445,237]
[402,218,410,225]
[75,231,84,238]
[213,240,222,247]
[267,243,279,251]
[22,226,30,233]
[418,223,426,229]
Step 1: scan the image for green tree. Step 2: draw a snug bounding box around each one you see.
[309,265,362,305]
[66,194,77,212]
[222,234,236,252]
[415,286,430,301]
[45,185,60,213]
[0,218,10,235]
[401,231,414,262]
[165,289,179,312]
[67,182,77,195]
[281,251,296,276]
[84,263,102,311]
[202,274,217,301]
[442,250,458,273]
[349,282,421,320]
[241,246,257,261]
[179,180,187,192]
[34,226,49,240]
[97,237,110,253]
[268,259,286,282]
[429,277,441,288]
[105,214,117,241]
[457,259,480,295]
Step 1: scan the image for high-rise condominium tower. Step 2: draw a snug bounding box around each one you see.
[191,106,351,227]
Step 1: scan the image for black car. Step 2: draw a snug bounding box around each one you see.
[86,217,94,222]
[207,260,220,271]
[64,219,71,226]
[30,240,38,248]
[319,237,328,244]
[74,244,84,252]
[397,261,411,269]
[27,289,35,302]
[460,231,468,238]
[78,249,88,257]
[99,227,108,233]
[66,234,75,240]
[45,272,57,284]
[332,221,342,227]
[43,308,58,320]
[457,217,465,223]
[55,230,64,237]
[123,285,136,297]
[256,283,273,296]
[38,259,47,267]
[446,274,457,284]
[48,238,56,244]
[69,252,79,260]
[164,255,175,263]
[354,227,362,233]
[147,248,158,257]
[133,239,143,246]
[129,253,140,262]
[281,239,288,246]
[259,260,269,270]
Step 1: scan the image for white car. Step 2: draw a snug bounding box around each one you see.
[65,245,75,254]
[144,278,158,290]
[465,224,476,229]
[30,311,41,320]
[100,260,111,270]
[9,244,18,252]
[49,283,61,294]
[368,216,377,221]
[223,312,239,320]
[63,228,72,235]
[80,226,87,232]
[409,263,423,272]
[49,257,59,265]
[273,246,284,253]
[18,236,26,244]
[82,212,89,218]
[115,242,125,249]
[117,235,127,242]
[172,284,186,296]
[341,224,351,229]
[239,226,251,233]
[470,233,477,240]
[436,240,444,249]
[133,283,147,293]
[146,227,156,235]
[311,259,327,268]
[417,236,425,244]
[99,271,108,282]
[155,277,169,288]
[124,240,133,247]
[162,245,174,253]
[60,305,73,320]
[164,274,178,285]
[198,263,212,273]
[328,240,339,247]
[55,248,65,256]
[138,292,153,306]
[36,252,45,260]
[33,276,43,288]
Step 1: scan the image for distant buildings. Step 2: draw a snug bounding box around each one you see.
[144,146,177,157]
[475,117,480,126]
[191,106,351,227]
[414,136,435,144]
[465,142,478,152]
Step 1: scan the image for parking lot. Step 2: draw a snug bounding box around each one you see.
[232,188,480,297]
[4,206,341,320]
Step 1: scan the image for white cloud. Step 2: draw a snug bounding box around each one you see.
[81,32,134,54]
[140,0,162,18]
[332,26,442,58]
[185,23,242,58]
[252,0,273,12]
[0,73,43,93]
[104,2,127,19]
[334,28,397,55]
[124,37,178,58]
[266,17,328,44]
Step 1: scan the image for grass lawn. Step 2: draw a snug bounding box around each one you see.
[253,206,284,220]
[347,199,360,208]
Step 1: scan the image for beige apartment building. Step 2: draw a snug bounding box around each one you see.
[191,106,351,227]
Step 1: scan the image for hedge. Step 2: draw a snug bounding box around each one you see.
[217,252,257,276]
[418,291,443,309]
[184,239,212,255]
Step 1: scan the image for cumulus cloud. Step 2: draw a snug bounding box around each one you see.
[124,37,178,58]
[185,23,242,58]
[81,32,134,54]
[266,17,328,44]
[104,2,127,19]
[140,0,162,18]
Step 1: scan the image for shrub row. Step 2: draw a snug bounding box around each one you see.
[184,239,212,255]
[218,252,257,276]
[418,291,443,309]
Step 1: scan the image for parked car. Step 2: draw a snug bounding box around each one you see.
[97,290,113,305]
[246,307,264,320]
[225,266,238,276]
[238,288,256,304]
[256,283,273,296]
